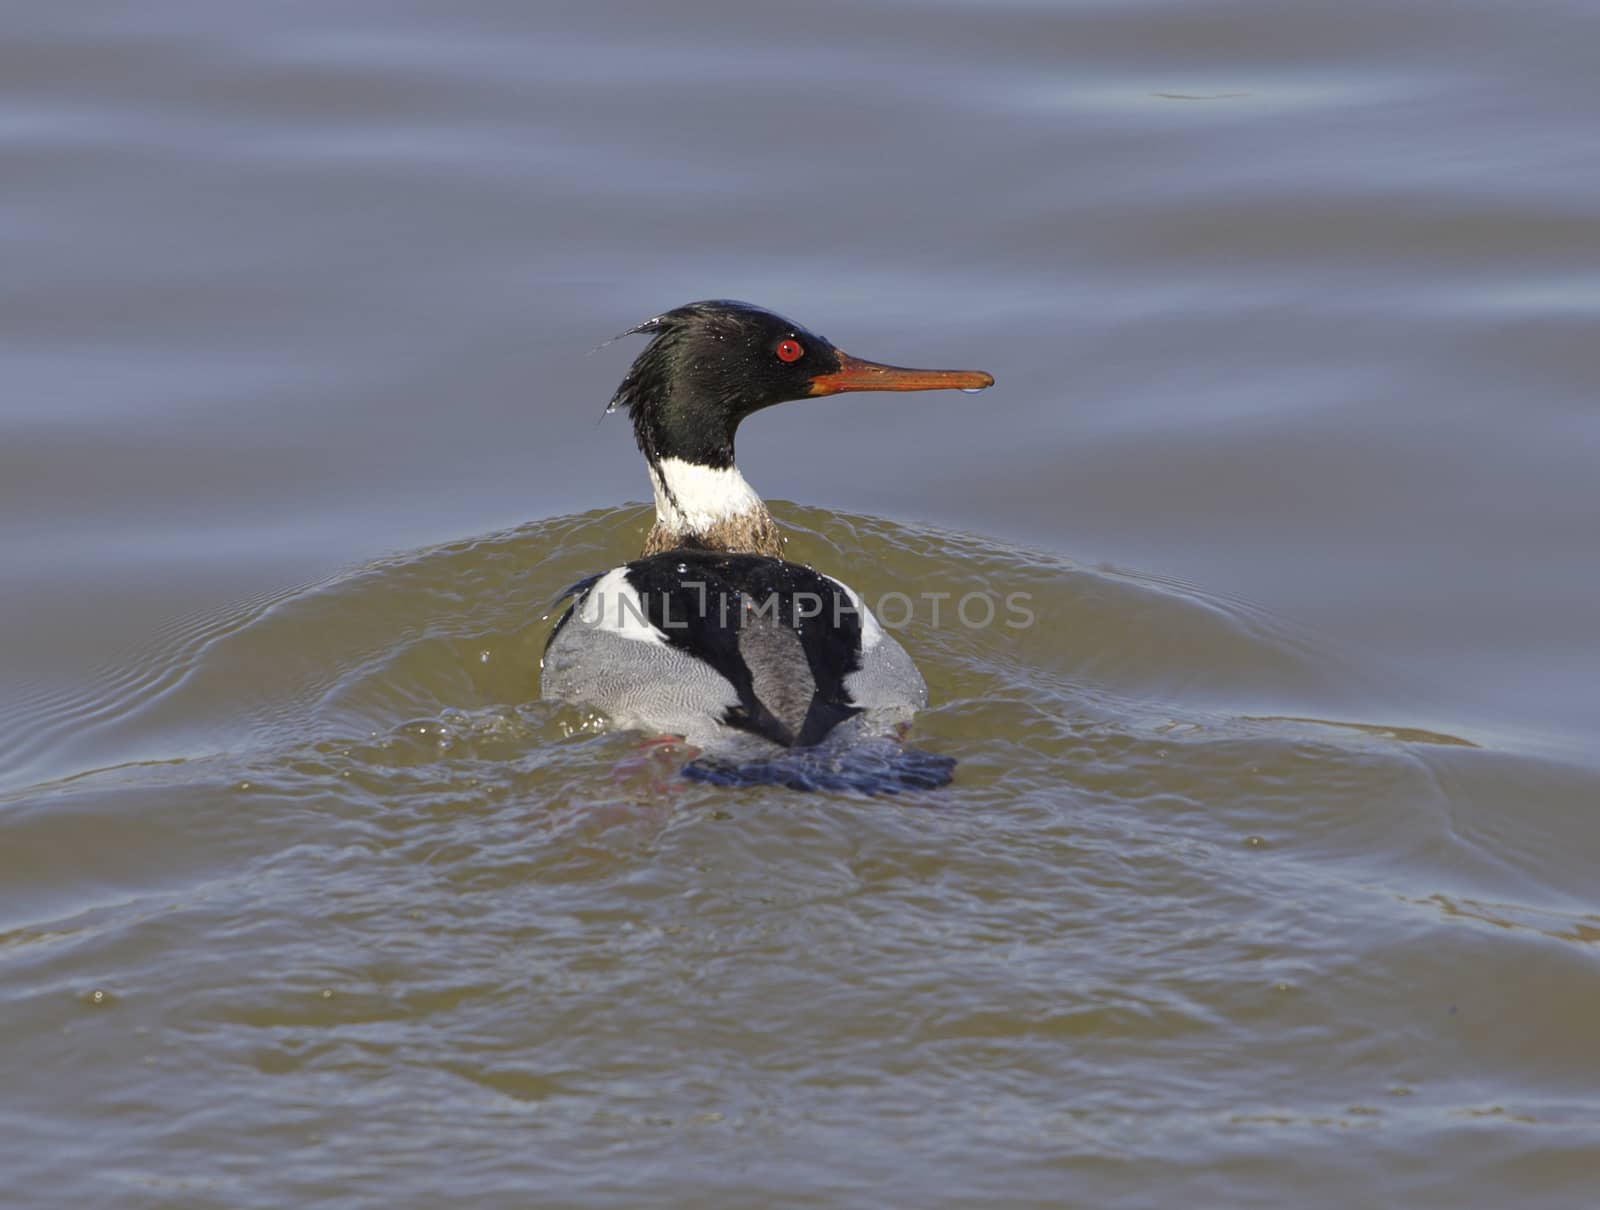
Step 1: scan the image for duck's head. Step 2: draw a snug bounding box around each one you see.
[608,299,994,469]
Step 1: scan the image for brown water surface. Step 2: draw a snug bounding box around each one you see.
[2,2,1598,1206]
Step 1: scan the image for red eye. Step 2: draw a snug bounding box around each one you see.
[776,338,804,363]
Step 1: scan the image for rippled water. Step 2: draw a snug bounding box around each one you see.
[4,1,1599,1206]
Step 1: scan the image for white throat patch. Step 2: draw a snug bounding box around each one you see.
[648,457,765,534]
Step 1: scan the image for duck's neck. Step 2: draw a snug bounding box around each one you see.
[642,456,784,558]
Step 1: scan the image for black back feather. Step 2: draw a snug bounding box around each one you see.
[622,550,864,748]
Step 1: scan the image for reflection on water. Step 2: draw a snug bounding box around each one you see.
[3,0,1600,1204]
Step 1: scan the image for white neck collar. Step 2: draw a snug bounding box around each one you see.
[647,456,766,535]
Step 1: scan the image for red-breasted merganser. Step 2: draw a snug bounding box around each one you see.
[540,300,993,790]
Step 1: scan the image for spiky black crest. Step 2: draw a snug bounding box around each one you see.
[607,300,842,468]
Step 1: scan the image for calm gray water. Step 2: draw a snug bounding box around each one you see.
[2,2,1598,1206]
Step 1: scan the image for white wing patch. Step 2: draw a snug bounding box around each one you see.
[576,567,666,646]
[824,574,885,650]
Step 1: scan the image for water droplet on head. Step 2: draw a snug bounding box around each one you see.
[959,386,988,395]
